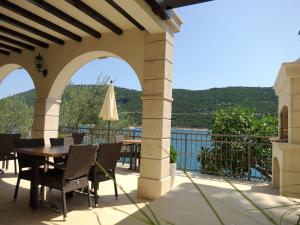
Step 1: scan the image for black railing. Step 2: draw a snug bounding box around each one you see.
[59,127,272,181]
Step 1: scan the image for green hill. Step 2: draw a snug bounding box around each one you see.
[13,86,277,128]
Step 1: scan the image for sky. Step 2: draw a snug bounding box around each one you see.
[0,0,299,98]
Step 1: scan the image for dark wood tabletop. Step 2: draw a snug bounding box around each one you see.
[14,146,68,157]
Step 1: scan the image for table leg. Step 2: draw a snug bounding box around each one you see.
[135,144,141,171]
[129,144,133,170]
[30,159,39,210]
[134,144,137,171]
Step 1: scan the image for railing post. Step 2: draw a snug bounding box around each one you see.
[91,128,94,144]
[184,133,188,172]
[247,142,251,181]
[133,129,136,140]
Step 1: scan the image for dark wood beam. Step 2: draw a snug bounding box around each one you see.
[0,42,22,53]
[0,1,82,41]
[28,0,101,38]
[145,0,212,20]
[105,0,145,31]
[0,25,49,48]
[157,0,213,9]
[66,0,123,35]
[0,34,35,51]
[144,0,170,20]
[0,13,64,45]
[0,49,10,56]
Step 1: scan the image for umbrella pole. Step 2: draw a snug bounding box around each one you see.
[107,121,111,143]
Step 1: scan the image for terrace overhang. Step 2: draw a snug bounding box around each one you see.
[0,0,210,200]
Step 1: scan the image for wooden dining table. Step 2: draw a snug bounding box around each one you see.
[122,139,141,170]
[15,146,68,210]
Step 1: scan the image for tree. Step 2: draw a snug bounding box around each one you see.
[59,75,134,129]
[199,106,278,179]
[212,106,255,135]
[0,96,33,137]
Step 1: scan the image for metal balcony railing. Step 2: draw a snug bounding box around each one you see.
[59,126,272,181]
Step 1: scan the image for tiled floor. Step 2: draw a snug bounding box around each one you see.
[0,164,299,225]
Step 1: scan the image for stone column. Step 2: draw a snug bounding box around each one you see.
[289,77,300,144]
[138,32,173,199]
[31,98,61,145]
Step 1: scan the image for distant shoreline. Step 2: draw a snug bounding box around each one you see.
[130,126,209,132]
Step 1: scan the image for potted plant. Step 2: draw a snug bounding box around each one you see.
[170,145,178,187]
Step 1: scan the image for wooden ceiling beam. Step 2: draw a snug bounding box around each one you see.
[144,0,170,20]
[0,1,82,41]
[28,0,101,38]
[0,42,22,53]
[105,0,145,31]
[0,49,10,56]
[0,25,49,48]
[158,0,213,9]
[66,0,123,35]
[0,13,64,45]
[0,34,35,51]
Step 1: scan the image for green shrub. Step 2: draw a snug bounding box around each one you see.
[170,145,178,163]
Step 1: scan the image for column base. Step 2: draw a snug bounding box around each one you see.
[31,130,58,145]
[137,176,171,200]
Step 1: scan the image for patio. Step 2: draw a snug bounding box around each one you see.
[0,1,300,224]
[0,165,299,225]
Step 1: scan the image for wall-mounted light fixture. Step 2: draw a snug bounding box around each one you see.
[34,53,47,77]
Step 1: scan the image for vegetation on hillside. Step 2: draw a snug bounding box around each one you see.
[14,86,277,128]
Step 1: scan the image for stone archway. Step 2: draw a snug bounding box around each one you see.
[0,63,37,87]
[34,51,143,143]
[48,51,142,101]
[0,64,36,137]
[272,157,280,189]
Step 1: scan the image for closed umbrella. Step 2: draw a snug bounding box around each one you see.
[99,81,119,143]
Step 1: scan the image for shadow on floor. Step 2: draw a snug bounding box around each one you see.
[116,180,298,225]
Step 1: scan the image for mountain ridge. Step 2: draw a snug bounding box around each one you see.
[12,85,278,128]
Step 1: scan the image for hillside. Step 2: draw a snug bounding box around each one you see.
[14,86,277,128]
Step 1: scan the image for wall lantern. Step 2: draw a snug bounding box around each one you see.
[34,53,48,77]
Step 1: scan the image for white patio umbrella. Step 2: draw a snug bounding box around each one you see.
[99,81,119,143]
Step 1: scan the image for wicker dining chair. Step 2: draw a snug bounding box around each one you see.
[39,145,97,220]
[72,133,85,144]
[13,138,45,201]
[50,137,74,164]
[89,143,122,206]
[50,138,64,146]
[0,133,21,174]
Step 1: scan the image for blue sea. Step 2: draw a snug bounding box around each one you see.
[132,128,210,171]
[131,127,264,179]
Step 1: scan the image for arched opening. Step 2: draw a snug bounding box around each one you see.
[280,106,288,142]
[48,52,142,143]
[48,51,142,100]
[272,157,280,189]
[0,64,35,138]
